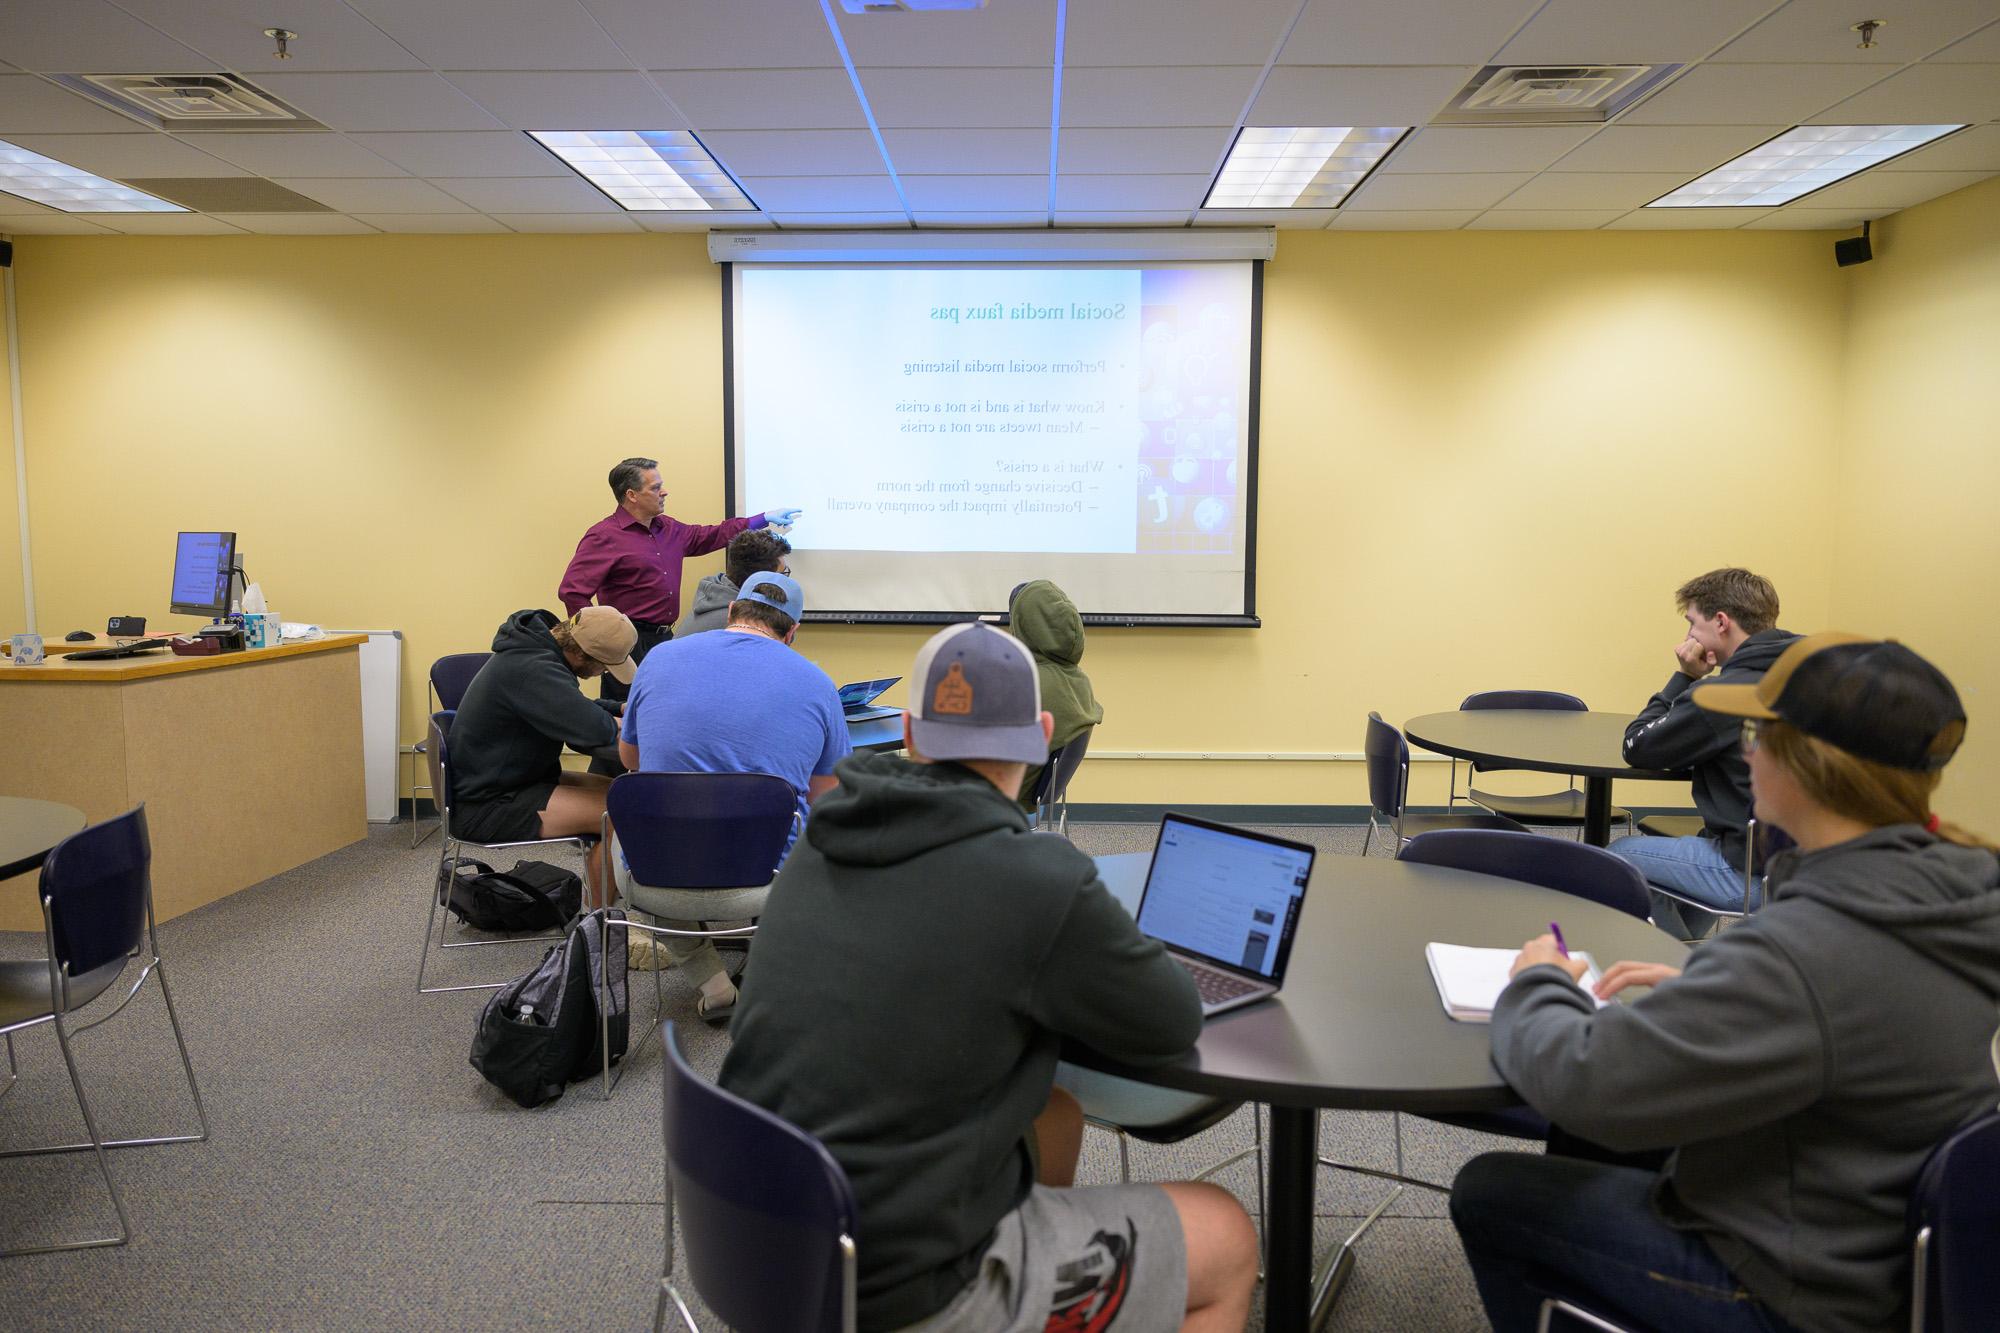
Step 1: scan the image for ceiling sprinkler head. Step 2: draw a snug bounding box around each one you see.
[1851,19,1885,50]
[263,27,298,60]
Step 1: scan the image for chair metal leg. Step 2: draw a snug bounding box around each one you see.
[1,1013,130,1256]
[0,1031,14,1101]
[1361,816,1376,857]
[663,1284,699,1333]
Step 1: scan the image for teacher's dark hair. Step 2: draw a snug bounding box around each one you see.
[609,457,659,503]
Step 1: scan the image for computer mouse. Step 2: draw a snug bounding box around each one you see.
[66,629,94,641]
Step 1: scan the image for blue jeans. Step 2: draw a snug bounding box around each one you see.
[1450,1152,1797,1333]
[1606,832,1755,939]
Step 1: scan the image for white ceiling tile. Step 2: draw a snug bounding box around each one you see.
[348,133,569,178]
[1058,127,1233,175]
[701,130,885,177]
[1808,63,2000,124]
[1495,171,1691,208]
[655,69,866,132]
[1068,0,1304,66]
[1465,209,1623,228]
[1790,168,1994,209]
[435,177,622,212]
[735,175,905,211]
[902,176,1048,211]
[1549,124,1785,173]
[1741,206,1898,228]
[351,214,513,233]
[1604,208,1768,228]
[1714,0,1999,64]
[183,133,407,178]
[210,213,381,234]
[767,212,914,228]
[115,0,429,73]
[1935,20,2000,60]
[1061,67,1262,128]
[0,0,214,73]
[839,0,1057,68]
[862,68,1049,129]
[1283,0,1543,65]
[1379,126,1597,174]
[912,213,1053,227]
[1248,67,1471,127]
[0,212,117,233]
[1876,123,2000,171]
[4,133,248,178]
[90,213,251,234]
[1326,209,1478,228]
[1342,172,1533,209]
[1051,174,1211,210]
[1194,209,1335,228]
[442,72,687,132]
[1055,212,1194,225]
[342,0,631,71]
[1619,64,1886,125]
[0,75,151,133]
[583,0,845,69]
[488,211,642,231]
[275,177,477,213]
[882,128,1048,175]
[253,74,504,134]
[1496,0,1777,64]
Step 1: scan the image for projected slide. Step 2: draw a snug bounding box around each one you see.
[730,262,1258,620]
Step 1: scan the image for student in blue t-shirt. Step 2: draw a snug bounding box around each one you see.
[612,571,850,1020]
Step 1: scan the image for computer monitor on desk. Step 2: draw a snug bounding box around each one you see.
[170,531,237,619]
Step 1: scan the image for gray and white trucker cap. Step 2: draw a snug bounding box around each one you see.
[908,623,1046,764]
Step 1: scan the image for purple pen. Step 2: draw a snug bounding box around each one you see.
[1549,921,1571,958]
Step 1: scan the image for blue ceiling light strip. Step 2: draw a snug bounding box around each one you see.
[818,0,915,225]
[1046,0,1068,225]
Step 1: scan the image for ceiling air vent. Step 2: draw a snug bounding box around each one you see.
[51,73,325,133]
[1431,65,1680,126]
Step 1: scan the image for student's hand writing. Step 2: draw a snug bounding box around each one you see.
[1675,636,1719,679]
[1510,934,1591,984]
[1593,961,1681,1000]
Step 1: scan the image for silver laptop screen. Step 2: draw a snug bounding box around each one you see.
[1136,817,1312,978]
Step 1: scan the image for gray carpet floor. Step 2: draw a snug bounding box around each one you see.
[0,820,1527,1331]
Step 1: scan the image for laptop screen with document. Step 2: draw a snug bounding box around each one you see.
[1135,815,1314,980]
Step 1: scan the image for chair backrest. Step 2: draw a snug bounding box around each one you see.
[1909,1107,2000,1332]
[1033,726,1094,821]
[1025,739,1068,809]
[1460,690,1587,712]
[426,710,457,822]
[662,1023,858,1333]
[608,771,798,890]
[40,806,152,980]
[1363,712,1409,820]
[429,652,490,712]
[1398,828,1652,921]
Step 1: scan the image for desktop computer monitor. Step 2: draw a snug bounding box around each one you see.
[170,531,237,618]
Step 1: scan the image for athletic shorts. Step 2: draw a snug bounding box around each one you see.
[892,1183,1187,1333]
[449,781,557,846]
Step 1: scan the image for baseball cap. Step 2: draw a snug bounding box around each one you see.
[735,571,803,621]
[908,623,1047,764]
[567,606,637,684]
[1694,632,1966,772]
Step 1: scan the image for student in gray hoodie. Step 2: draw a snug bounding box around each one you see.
[1452,633,2000,1333]
[675,527,791,637]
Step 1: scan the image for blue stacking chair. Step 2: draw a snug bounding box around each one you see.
[0,807,209,1256]
[410,652,491,847]
[1449,691,1633,837]
[1363,712,1528,855]
[658,1023,858,1333]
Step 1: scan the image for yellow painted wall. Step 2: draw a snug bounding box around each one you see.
[1831,175,2000,826]
[11,228,1849,806]
[0,256,25,637]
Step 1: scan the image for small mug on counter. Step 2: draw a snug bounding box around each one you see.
[9,632,45,665]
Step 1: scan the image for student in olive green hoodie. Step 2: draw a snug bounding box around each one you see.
[1008,580,1105,812]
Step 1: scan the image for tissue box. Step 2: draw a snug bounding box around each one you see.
[245,612,281,649]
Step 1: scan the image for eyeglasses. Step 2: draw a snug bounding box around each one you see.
[1741,720,1761,754]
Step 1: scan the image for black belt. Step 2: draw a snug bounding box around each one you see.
[629,619,671,634]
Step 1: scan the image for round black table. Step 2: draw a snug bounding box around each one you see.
[0,796,88,882]
[1404,710,1687,846]
[1079,851,1688,1332]
[846,712,906,755]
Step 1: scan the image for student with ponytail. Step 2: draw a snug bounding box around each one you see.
[1450,633,2000,1333]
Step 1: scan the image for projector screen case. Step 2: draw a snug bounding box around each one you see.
[722,259,1265,628]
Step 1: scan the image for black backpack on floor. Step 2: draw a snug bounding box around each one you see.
[439,857,581,933]
[469,910,629,1109]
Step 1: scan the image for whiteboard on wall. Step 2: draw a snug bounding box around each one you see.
[328,628,401,823]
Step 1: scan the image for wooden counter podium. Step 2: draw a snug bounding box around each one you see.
[0,633,368,931]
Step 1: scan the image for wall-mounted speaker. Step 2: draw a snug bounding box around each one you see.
[1835,221,1873,268]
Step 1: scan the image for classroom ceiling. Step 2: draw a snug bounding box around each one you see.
[0,0,1996,236]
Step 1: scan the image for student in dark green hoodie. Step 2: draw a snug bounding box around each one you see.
[1008,579,1105,813]
[721,623,1256,1333]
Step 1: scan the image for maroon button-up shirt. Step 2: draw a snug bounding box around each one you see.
[558,508,764,627]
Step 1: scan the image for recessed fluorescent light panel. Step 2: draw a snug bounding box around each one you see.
[1204,127,1409,209]
[529,131,755,212]
[1649,124,1965,208]
[0,139,186,212]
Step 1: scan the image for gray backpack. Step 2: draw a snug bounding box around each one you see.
[469,910,628,1108]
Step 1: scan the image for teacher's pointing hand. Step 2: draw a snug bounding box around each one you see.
[764,507,802,530]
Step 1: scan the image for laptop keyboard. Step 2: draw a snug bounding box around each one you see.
[1175,956,1260,1006]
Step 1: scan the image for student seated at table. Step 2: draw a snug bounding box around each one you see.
[677,526,792,637]
[720,623,1257,1333]
[1008,579,1104,812]
[612,572,849,1018]
[447,607,637,907]
[1607,567,1799,937]
[1451,633,2000,1333]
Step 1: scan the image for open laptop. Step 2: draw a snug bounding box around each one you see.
[837,676,902,722]
[1134,814,1317,1017]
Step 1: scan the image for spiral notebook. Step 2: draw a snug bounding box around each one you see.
[1425,942,1604,1023]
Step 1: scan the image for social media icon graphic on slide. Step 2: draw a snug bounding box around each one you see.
[1148,486,1171,524]
[1171,455,1199,485]
[1194,496,1229,534]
